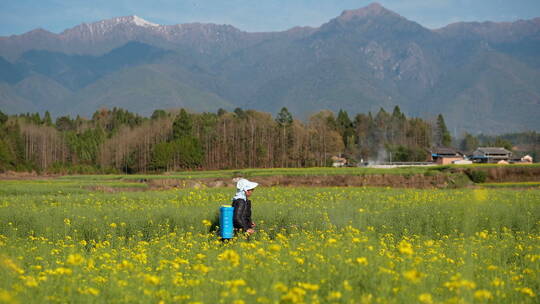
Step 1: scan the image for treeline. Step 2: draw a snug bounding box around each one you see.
[0,106,523,174]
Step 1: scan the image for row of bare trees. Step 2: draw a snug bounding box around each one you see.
[3,106,435,173]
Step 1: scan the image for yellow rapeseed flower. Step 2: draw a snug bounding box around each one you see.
[192,264,210,274]
[22,276,39,287]
[78,287,100,296]
[52,267,72,275]
[474,289,493,301]
[269,244,281,252]
[356,257,368,265]
[273,282,288,292]
[398,240,414,255]
[418,293,433,304]
[327,291,342,300]
[218,250,240,267]
[1,257,24,274]
[281,287,306,303]
[360,294,373,304]
[491,277,504,287]
[144,274,161,285]
[225,279,246,288]
[516,287,536,297]
[297,282,319,291]
[478,231,489,239]
[403,269,422,283]
[473,189,488,202]
[0,289,17,304]
[66,253,85,266]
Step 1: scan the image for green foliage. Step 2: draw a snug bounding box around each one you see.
[151,142,175,170]
[173,137,203,169]
[0,138,14,171]
[66,128,105,164]
[55,116,75,132]
[460,132,479,153]
[446,173,473,188]
[337,109,355,150]
[233,107,247,119]
[388,145,427,162]
[217,108,227,116]
[0,121,27,171]
[151,137,203,170]
[42,111,53,126]
[493,137,513,151]
[466,169,488,183]
[172,109,193,139]
[48,163,102,174]
[92,108,144,133]
[0,110,7,125]
[275,107,293,126]
[151,109,167,120]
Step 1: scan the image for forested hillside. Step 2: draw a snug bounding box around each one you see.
[0,107,440,173]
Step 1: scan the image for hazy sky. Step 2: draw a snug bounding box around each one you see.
[1,0,539,36]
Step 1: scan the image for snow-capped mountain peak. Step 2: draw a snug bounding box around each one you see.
[105,15,160,28]
[58,15,161,40]
[130,15,159,27]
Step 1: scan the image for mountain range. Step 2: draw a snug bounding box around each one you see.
[1,3,539,134]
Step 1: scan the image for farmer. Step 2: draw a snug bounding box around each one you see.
[232,178,258,235]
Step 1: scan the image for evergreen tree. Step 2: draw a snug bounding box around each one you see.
[275,107,294,167]
[217,108,227,117]
[172,137,203,169]
[493,137,513,150]
[0,110,7,125]
[151,142,174,170]
[151,109,167,120]
[460,133,479,153]
[391,106,405,121]
[172,109,193,140]
[43,111,53,126]
[169,109,203,169]
[31,113,41,124]
[233,107,247,119]
[55,116,75,132]
[336,109,355,150]
[276,107,293,127]
[436,114,452,147]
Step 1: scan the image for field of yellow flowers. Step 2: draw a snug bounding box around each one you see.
[0,179,539,303]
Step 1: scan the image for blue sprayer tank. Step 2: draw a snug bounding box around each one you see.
[220,205,234,239]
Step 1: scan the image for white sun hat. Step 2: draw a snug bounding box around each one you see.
[236,178,259,191]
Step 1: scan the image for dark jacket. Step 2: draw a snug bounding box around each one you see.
[232,198,252,230]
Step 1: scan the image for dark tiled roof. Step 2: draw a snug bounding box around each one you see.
[431,147,462,155]
[475,147,511,154]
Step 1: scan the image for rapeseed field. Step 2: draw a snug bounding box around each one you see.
[0,180,538,303]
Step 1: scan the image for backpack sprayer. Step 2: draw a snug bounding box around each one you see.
[219,205,234,239]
